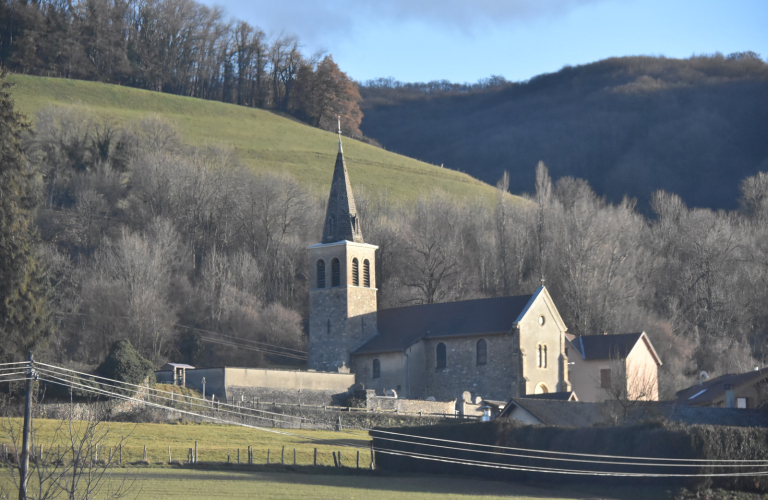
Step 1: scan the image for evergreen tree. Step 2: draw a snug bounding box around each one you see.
[0,73,52,361]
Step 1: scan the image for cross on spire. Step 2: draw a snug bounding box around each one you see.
[337,116,343,153]
[322,124,363,244]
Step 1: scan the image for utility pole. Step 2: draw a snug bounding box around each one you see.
[202,377,206,401]
[19,351,33,500]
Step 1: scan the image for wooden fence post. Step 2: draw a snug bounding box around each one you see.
[370,442,375,470]
[194,441,198,463]
[293,448,296,465]
[227,449,230,464]
[143,445,147,462]
[332,452,338,467]
[119,444,122,465]
[338,451,342,467]
[237,448,240,464]
[357,450,360,469]
[313,448,317,466]
[281,446,284,465]
[168,446,171,463]
[267,449,270,464]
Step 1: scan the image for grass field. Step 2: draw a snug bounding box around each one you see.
[0,418,370,466]
[0,419,675,499]
[5,74,516,204]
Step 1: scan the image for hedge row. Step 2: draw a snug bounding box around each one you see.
[371,420,768,492]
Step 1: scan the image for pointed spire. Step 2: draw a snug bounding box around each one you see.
[322,130,364,244]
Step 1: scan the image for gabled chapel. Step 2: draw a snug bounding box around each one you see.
[308,131,571,402]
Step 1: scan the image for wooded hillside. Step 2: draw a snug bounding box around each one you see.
[360,54,768,211]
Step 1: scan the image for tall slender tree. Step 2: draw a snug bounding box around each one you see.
[0,75,52,361]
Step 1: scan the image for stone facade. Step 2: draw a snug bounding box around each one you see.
[421,334,518,401]
[308,240,378,372]
[307,138,571,405]
[513,291,570,396]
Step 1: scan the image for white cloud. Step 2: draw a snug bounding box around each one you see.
[231,0,611,42]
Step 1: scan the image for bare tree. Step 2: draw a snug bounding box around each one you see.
[1,406,135,500]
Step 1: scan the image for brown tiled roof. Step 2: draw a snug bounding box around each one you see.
[321,142,364,244]
[674,368,768,406]
[353,294,534,355]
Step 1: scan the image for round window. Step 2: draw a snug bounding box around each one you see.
[539,316,546,326]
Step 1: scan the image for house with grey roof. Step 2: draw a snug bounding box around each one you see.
[497,397,768,428]
[307,131,571,402]
[565,332,662,403]
[675,368,768,409]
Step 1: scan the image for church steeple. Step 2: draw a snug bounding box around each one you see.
[322,120,364,244]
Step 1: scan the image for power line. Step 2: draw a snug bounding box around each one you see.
[370,434,768,468]
[36,368,311,429]
[37,375,367,451]
[34,362,768,470]
[36,363,308,423]
[53,311,308,356]
[371,446,768,478]
[175,324,307,356]
[198,336,308,360]
[368,429,768,464]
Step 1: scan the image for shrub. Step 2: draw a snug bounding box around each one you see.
[95,339,154,394]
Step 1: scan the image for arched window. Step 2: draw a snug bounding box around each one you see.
[436,342,447,369]
[316,260,326,288]
[352,258,359,286]
[537,345,542,368]
[537,344,548,368]
[372,359,380,379]
[476,339,487,366]
[363,260,371,287]
[331,258,340,287]
[534,382,549,394]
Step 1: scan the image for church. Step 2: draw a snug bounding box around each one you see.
[308,133,571,402]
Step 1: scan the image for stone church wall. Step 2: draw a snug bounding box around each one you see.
[422,333,518,402]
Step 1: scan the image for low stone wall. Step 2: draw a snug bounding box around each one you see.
[151,404,455,430]
[367,396,457,416]
[35,384,150,421]
[226,386,348,407]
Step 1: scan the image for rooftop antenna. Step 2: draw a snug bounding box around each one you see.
[337,116,342,153]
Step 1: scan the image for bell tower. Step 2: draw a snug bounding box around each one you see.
[308,123,378,372]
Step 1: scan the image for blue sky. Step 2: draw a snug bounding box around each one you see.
[200,0,768,83]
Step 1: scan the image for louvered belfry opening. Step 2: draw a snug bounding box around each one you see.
[352,258,359,286]
[363,259,371,287]
[331,258,341,287]
[316,260,326,288]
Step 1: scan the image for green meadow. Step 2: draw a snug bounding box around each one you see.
[6,74,515,204]
[0,418,370,466]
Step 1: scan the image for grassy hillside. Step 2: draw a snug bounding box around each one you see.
[361,55,768,210]
[6,74,512,204]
